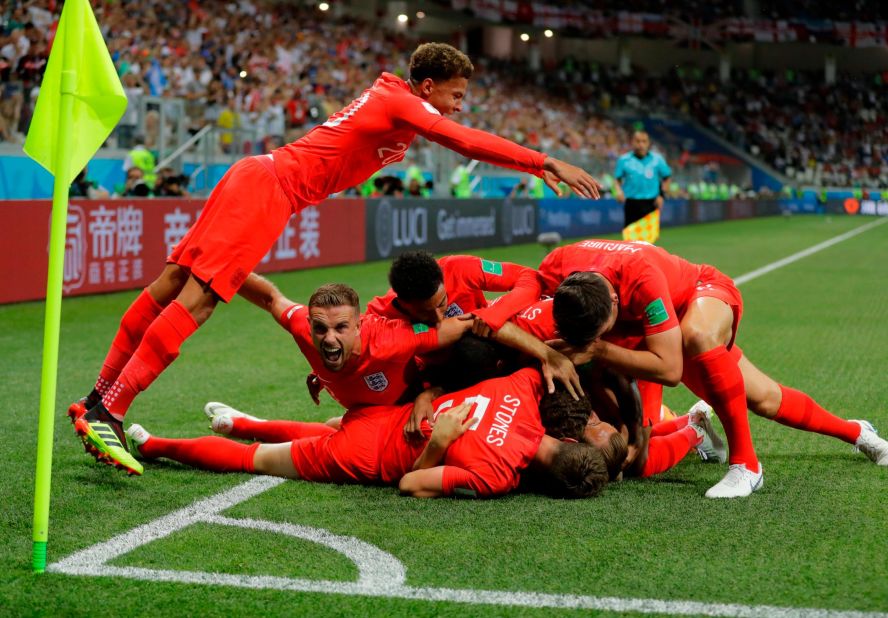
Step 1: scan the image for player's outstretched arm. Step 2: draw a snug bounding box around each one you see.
[541,157,602,199]
[489,321,584,399]
[238,273,295,323]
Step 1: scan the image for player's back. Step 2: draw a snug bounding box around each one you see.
[433,367,546,496]
[272,73,426,208]
[539,239,701,315]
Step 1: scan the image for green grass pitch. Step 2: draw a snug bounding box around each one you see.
[1,215,887,616]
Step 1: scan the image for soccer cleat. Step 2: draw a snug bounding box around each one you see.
[125,424,151,459]
[67,390,101,423]
[74,403,143,476]
[204,401,264,435]
[704,463,763,499]
[851,420,888,466]
[687,400,727,464]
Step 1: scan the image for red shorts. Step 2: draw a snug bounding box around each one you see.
[167,155,295,302]
[689,265,744,349]
[289,406,423,485]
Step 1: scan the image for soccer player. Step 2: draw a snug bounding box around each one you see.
[367,251,542,332]
[70,42,602,472]
[125,367,608,499]
[538,239,888,497]
[612,131,671,228]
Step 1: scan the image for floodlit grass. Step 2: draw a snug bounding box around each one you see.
[2,214,886,616]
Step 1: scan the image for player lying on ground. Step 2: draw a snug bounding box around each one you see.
[69,42,602,474]
[562,365,727,481]
[537,239,888,498]
[127,366,609,499]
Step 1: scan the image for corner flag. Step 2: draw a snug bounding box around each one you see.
[24,0,126,573]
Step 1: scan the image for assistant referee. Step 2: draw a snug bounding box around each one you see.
[613,131,672,227]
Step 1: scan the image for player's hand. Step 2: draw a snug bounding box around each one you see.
[542,157,602,199]
[655,195,664,209]
[404,399,432,444]
[458,313,494,338]
[546,338,605,366]
[614,191,626,203]
[541,347,584,400]
[306,373,322,405]
[430,403,476,446]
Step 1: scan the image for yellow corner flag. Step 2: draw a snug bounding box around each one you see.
[622,209,660,244]
[24,0,126,574]
[24,0,126,184]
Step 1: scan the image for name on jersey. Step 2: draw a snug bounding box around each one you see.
[363,372,389,392]
[578,240,642,253]
[486,395,521,447]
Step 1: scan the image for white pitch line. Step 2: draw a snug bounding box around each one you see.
[48,217,888,616]
[733,216,888,286]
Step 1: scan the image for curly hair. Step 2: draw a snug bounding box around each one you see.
[409,43,474,83]
[388,251,444,301]
[539,386,592,442]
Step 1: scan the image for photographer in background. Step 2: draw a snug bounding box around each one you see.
[154,167,190,197]
[118,167,152,198]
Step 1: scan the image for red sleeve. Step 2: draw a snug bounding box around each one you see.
[624,269,680,337]
[473,262,542,331]
[538,247,565,296]
[440,466,493,498]
[369,318,440,359]
[279,303,309,337]
[387,95,547,175]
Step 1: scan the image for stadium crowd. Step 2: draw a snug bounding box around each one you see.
[1,0,886,189]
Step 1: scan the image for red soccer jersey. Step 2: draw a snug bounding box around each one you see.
[539,240,705,339]
[431,367,546,497]
[512,297,557,341]
[366,255,542,330]
[280,303,440,409]
[271,73,547,209]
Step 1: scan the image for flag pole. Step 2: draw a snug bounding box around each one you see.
[32,1,84,573]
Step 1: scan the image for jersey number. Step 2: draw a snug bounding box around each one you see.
[433,395,491,432]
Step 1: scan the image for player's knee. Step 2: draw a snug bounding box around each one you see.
[748,381,782,418]
[681,324,721,355]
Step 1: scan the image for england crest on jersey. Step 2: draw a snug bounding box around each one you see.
[363,372,389,392]
[444,303,464,317]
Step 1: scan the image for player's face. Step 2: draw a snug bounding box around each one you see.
[398,283,448,326]
[582,412,618,450]
[308,305,360,372]
[425,77,468,116]
[632,132,650,157]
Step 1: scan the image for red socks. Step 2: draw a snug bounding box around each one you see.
[641,427,700,478]
[683,345,759,472]
[228,418,336,442]
[139,435,259,473]
[95,289,164,396]
[774,385,861,444]
[102,301,199,419]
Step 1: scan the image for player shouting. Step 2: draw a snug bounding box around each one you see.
[69,42,602,473]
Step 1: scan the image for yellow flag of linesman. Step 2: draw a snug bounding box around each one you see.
[622,209,660,244]
[23,0,126,185]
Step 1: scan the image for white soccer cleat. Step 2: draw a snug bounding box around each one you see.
[852,420,888,466]
[125,423,151,458]
[687,401,727,464]
[203,401,264,435]
[704,463,764,499]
